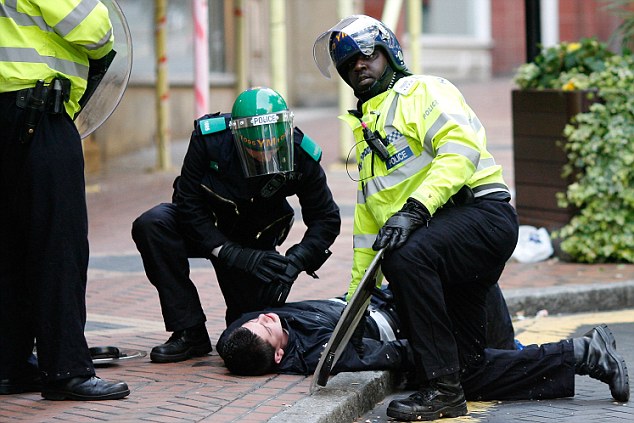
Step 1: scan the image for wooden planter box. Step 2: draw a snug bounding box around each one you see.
[511,89,595,231]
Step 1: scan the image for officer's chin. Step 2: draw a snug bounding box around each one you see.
[354,84,377,103]
[354,79,374,93]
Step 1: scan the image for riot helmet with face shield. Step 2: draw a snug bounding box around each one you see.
[229,87,294,178]
[313,15,411,79]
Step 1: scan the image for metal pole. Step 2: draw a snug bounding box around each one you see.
[193,0,209,118]
[234,0,248,93]
[337,0,357,164]
[155,0,171,170]
[269,0,288,98]
[407,0,422,74]
[525,0,542,63]
[381,0,403,30]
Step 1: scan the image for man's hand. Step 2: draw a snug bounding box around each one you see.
[373,198,430,251]
[218,241,289,283]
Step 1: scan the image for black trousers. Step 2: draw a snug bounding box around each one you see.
[132,203,281,327]
[381,198,575,399]
[0,93,94,383]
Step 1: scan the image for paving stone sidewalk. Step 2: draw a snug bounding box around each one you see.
[2,78,633,422]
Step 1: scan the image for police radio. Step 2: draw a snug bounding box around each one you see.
[348,110,390,161]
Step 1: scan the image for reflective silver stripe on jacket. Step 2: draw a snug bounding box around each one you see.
[477,157,497,171]
[0,0,110,51]
[357,152,433,204]
[56,0,113,50]
[437,141,480,167]
[0,47,89,79]
[0,2,49,30]
[472,183,511,198]
[353,234,377,249]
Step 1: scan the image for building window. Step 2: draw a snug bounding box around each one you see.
[421,0,490,40]
[117,0,227,82]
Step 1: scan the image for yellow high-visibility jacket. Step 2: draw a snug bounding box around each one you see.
[0,0,114,117]
[341,75,511,299]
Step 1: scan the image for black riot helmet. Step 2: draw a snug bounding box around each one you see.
[313,15,412,96]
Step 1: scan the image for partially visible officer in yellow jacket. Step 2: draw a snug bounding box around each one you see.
[314,15,629,421]
[0,1,129,400]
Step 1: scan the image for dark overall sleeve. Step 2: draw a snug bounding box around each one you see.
[292,129,341,269]
[175,127,230,256]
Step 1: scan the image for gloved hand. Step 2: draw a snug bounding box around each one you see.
[350,313,368,357]
[372,198,431,251]
[218,241,289,284]
[260,244,308,307]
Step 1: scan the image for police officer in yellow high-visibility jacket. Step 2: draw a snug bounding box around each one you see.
[314,15,630,422]
[0,1,129,400]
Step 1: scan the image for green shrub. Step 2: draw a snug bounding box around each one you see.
[514,33,634,263]
[555,54,634,263]
[513,37,615,90]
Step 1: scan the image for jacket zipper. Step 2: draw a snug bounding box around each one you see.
[200,184,239,216]
[256,212,294,240]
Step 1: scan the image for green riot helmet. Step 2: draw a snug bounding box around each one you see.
[229,87,295,178]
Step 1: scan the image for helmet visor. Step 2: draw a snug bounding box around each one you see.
[313,15,378,78]
[230,111,294,177]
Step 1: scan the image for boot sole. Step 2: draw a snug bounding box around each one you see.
[595,325,630,402]
[42,388,130,401]
[387,400,467,421]
[150,344,212,363]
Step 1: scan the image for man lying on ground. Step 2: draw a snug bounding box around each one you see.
[216,287,517,376]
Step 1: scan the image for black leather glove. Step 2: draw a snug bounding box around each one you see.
[350,312,368,357]
[373,198,431,251]
[260,244,308,307]
[218,241,289,284]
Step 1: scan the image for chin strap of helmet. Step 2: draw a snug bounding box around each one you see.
[354,64,395,102]
[354,64,408,103]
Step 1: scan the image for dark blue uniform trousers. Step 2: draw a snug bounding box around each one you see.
[0,93,94,383]
[382,198,575,400]
[132,203,281,327]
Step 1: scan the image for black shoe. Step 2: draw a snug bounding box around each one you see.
[0,374,42,395]
[42,376,129,401]
[573,324,630,402]
[150,324,212,363]
[387,373,467,421]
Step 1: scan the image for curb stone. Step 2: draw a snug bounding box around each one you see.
[504,280,634,316]
[269,371,394,423]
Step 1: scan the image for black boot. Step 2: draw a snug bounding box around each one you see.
[386,373,467,421]
[0,373,42,395]
[573,324,629,402]
[42,376,129,401]
[151,324,212,363]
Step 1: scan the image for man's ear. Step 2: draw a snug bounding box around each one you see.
[274,348,285,364]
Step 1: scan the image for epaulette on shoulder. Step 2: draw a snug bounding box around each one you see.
[197,114,230,136]
[299,133,322,162]
[393,76,419,96]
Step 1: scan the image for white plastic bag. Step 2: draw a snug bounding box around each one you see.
[511,225,554,263]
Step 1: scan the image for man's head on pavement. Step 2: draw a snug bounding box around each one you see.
[218,313,287,376]
[313,14,412,102]
[229,87,294,178]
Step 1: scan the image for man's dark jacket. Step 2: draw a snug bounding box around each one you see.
[216,300,411,375]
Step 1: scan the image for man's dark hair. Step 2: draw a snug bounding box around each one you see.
[218,327,277,375]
